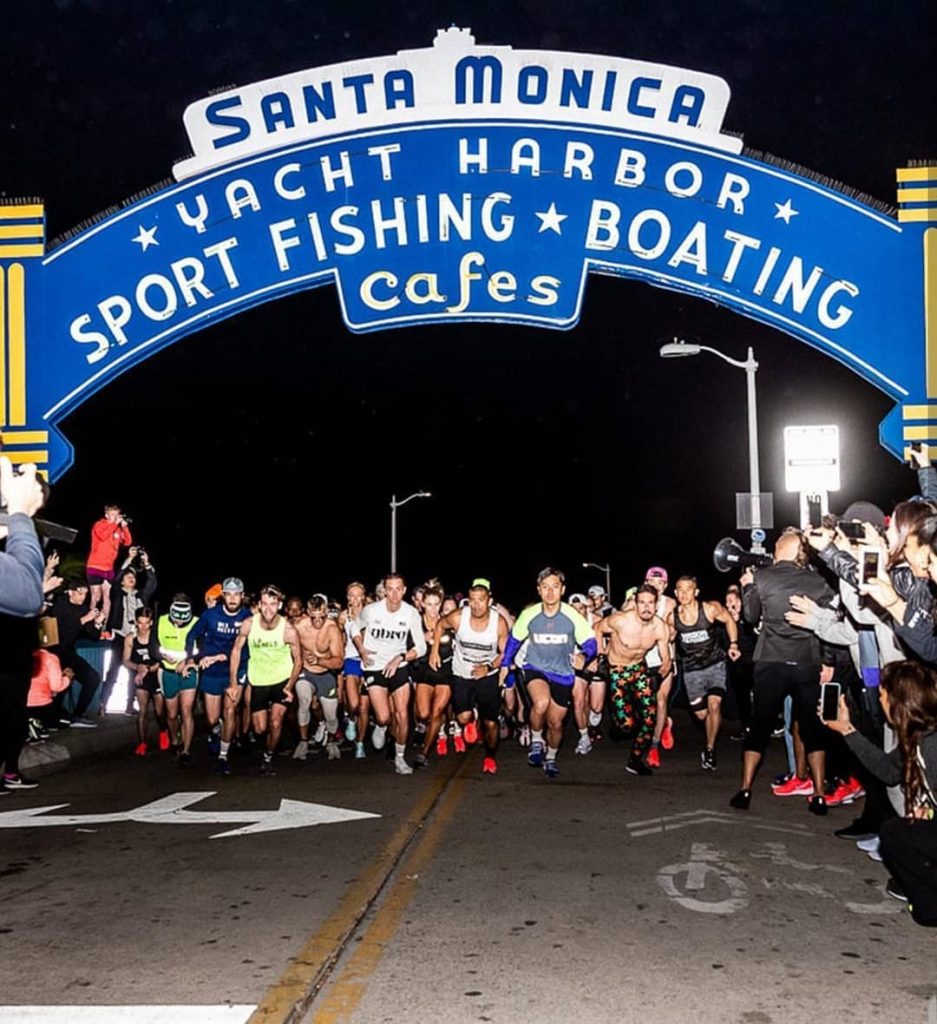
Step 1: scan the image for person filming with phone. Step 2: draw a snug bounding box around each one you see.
[730,527,836,814]
[822,659,937,925]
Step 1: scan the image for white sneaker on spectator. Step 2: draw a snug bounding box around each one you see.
[856,836,881,854]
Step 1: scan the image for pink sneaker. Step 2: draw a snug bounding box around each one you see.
[772,775,814,797]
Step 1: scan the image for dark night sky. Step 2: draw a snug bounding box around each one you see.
[4,0,935,610]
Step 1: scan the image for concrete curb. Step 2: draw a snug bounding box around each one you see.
[20,717,139,777]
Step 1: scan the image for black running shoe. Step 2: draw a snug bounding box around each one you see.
[808,795,828,816]
[834,820,878,840]
[701,748,716,771]
[625,756,652,777]
[177,751,191,768]
[729,789,751,810]
[260,758,277,776]
[885,877,908,902]
[3,774,39,790]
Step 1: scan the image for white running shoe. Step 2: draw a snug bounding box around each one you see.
[372,725,387,750]
[518,725,531,748]
[355,741,366,760]
[857,836,881,854]
[327,741,341,760]
[575,734,593,756]
[314,722,327,745]
[344,720,357,742]
[394,757,413,775]
[292,739,309,761]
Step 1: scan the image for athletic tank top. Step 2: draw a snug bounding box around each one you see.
[424,614,453,664]
[452,608,500,678]
[248,615,293,686]
[344,614,361,659]
[674,603,723,671]
[130,630,160,666]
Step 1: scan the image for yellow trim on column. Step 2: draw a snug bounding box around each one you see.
[2,450,47,465]
[898,187,937,203]
[927,230,937,400]
[903,425,937,441]
[0,431,48,445]
[0,244,43,257]
[0,225,43,240]
[899,209,937,224]
[0,205,44,220]
[897,167,937,183]
[7,263,26,425]
[0,265,5,427]
[902,405,937,419]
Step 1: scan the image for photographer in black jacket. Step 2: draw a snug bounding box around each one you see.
[730,528,836,814]
[0,457,47,791]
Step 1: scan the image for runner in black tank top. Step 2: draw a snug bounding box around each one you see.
[122,607,166,756]
[673,576,740,771]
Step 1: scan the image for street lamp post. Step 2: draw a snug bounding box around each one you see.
[659,338,765,554]
[389,491,431,573]
[581,562,611,603]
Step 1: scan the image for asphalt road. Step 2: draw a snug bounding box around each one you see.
[0,725,933,1024]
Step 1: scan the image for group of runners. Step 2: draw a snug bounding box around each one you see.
[121,563,748,780]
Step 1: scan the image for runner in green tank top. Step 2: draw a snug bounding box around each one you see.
[229,586,301,776]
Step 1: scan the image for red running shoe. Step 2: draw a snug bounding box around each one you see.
[661,717,674,751]
[158,730,170,752]
[826,777,866,806]
[454,734,466,754]
[436,735,448,757]
[133,742,148,757]
[463,720,479,745]
[647,747,661,769]
[482,756,498,774]
[772,775,814,797]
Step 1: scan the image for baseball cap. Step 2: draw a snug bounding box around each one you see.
[840,501,886,530]
[645,566,668,582]
[569,592,587,604]
[471,577,491,591]
[587,584,605,598]
[65,577,88,592]
[222,577,244,594]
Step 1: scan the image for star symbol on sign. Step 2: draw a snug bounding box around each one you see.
[535,202,568,235]
[773,199,799,225]
[132,224,159,251]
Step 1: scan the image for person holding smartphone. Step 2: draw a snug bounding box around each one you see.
[822,659,937,922]
[730,528,836,814]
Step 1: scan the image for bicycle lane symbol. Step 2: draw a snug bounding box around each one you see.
[656,842,748,915]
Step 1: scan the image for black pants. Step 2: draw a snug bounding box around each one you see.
[59,653,101,720]
[880,817,937,926]
[727,655,753,728]
[744,661,826,756]
[0,670,31,776]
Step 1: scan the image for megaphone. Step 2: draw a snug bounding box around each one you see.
[713,537,774,573]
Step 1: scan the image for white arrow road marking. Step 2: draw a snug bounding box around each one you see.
[626,808,813,838]
[0,1006,255,1023]
[0,791,379,839]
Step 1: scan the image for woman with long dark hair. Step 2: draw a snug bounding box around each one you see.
[823,659,937,925]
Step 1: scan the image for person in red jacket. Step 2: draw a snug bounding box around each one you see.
[86,505,131,633]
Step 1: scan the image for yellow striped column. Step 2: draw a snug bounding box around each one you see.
[0,202,48,473]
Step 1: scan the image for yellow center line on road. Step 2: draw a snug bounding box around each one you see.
[310,761,471,1023]
[249,751,474,1024]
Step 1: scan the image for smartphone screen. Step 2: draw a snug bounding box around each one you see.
[820,682,841,721]
[838,520,865,541]
[861,548,880,584]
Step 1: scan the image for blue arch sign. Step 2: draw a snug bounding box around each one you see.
[1,28,934,480]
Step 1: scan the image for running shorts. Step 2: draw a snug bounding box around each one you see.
[86,568,116,586]
[451,673,501,722]
[684,661,727,708]
[343,657,363,677]
[160,668,197,700]
[363,665,411,694]
[516,668,573,709]
[410,656,452,687]
[249,680,291,712]
[298,668,338,700]
[134,671,159,696]
[198,672,229,697]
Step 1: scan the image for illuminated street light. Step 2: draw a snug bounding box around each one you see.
[389,491,432,573]
[659,338,766,554]
[581,561,611,602]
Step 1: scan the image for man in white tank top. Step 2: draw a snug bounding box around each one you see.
[429,579,508,774]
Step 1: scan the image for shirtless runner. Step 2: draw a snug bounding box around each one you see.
[594,583,672,777]
[294,596,345,760]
